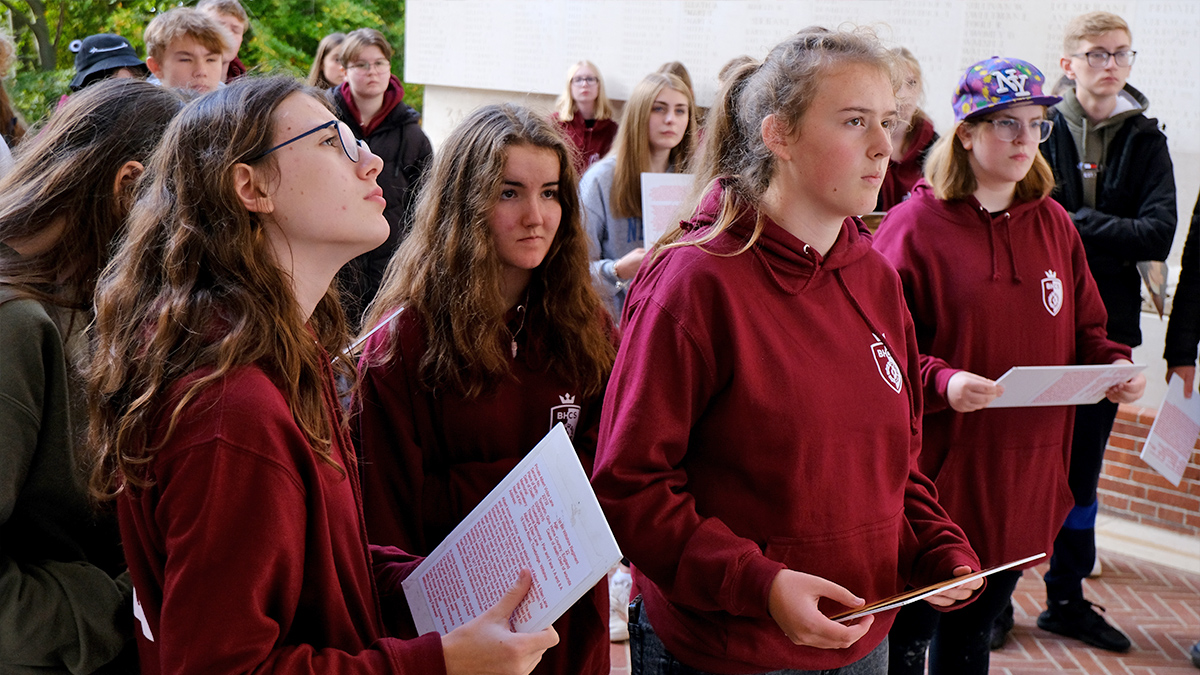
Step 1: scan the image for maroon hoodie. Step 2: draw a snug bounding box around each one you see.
[877,115,937,211]
[118,361,445,674]
[874,182,1130,567]
[591,183,979,673]
[553,112,618,176]
[354,306,611,675]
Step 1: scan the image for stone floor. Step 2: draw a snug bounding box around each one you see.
[610,549,1200,674]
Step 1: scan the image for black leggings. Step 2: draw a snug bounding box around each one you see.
[887,569,1022,675]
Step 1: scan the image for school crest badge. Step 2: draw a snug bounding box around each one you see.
[550,393,581,438]
[1041,270,1063,317]
[870,335,903,394]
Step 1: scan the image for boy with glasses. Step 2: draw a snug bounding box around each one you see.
[330,28,432,329]
[1036,10,1177,653]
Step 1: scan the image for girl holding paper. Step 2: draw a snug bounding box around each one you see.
[354,103,617,675]
[874,57,1144,674]
[580,72,697,319]
[87,77,557,675]
[590,27,984,675]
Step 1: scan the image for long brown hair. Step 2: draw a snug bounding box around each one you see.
[88,76,352,499]
[0,79,183,313]
[307,32,346,89]
[660,26,894,256]
[610,72,697,219]
[362,103,615,398]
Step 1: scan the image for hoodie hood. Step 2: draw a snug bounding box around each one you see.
[680,180,875,294]
[905,180,1048,283]
[1054,83,1149,208]
[336,75,408,137]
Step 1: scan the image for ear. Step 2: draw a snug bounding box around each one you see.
[232,163,274,214]
[760,114,792,161]
[112,160,143,200]
[955,123,975,151]
[146,55,162,77]
[1060,56,1077,81]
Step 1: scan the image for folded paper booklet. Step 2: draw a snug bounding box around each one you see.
[831,552,1046,623]
[403,423,623,635]
[987,364,1145,409]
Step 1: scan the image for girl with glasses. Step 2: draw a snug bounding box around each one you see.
[87,77,557,675]
[331,27,433,330]
[0,78,182,675]
[875,57,1145,675]
[582,72,697,321]
[553,60,617,175]
[591,28,983,675]
[353,103,617,675]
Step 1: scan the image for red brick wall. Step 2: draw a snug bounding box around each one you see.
[1098,404,1200,534]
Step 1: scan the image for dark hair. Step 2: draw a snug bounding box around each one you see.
[362,103,615,398]
[0,78,183,314]
[88,76,352,498]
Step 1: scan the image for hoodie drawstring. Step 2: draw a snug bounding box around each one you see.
[835,270,919,436]
[983,207,1022,283]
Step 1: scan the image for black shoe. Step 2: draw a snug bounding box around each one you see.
[1190,640,1200,669]
[990,599,1015,651]
[1037,599,1131,652]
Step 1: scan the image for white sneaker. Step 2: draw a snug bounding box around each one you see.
[609,565,632,642]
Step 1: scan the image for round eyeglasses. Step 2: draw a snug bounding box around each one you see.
[249,119,369,163]
[984,118,1054,143]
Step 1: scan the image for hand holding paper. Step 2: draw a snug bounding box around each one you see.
[768,569,873,650]
[947,371,1003,412]
[441,569,559,675]
[922,566,982,607]
[1105,359,1146,404]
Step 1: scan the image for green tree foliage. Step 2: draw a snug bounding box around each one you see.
[2,0,418,127]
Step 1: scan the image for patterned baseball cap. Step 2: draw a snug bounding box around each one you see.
[953,56,1061,122]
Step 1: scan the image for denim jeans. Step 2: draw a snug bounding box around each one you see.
[629,597,887,675]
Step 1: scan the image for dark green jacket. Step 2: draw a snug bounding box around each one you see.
[0,284,134,673]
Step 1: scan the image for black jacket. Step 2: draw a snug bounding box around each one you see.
[331,85,433,328]
[1165,189,1200,367]
[1044,104,1176,347]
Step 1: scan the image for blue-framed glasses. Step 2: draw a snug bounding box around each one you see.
[249,119,368,163]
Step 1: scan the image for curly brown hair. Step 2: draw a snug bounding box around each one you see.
[361,103,615,399]
[87,76,353,499]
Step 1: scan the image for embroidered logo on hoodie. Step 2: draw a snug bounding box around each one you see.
[871,335,903,394]
[1042,270,1063,316]
[551,393,581,438]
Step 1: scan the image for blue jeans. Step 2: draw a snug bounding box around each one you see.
[629,597,887,675]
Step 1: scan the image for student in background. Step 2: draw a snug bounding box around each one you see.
[68,34,149,92]
[580,72,696,320]
[0,78,182,675]
[591,28,982,675]
[308,32,347,89]
[354,103,616,675]
[143,7,229,94]
[1165,190,1200,397]
[331,28,433,330]
[876,47,937,211]
[197,0,249,83]
[875,56,1144,675]
[86,76,556,675]
[553,60,618,175]
[1039,12,1176,652]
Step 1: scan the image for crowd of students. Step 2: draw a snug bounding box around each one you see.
[1,5,1198,675]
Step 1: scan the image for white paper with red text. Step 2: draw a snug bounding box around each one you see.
[987,363,1145,408]
[403,423,622,635]
[640,172,694,247]
[1140,374,1200,487]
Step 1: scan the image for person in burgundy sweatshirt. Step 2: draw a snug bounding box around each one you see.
[353,104,617,675]
[552,60,618,176]
[874,57,1145,675]
[875,47,937,212]
[85,76,558,675]
[590,28,983,675]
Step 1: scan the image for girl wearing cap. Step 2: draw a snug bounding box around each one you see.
[875,57,1144,675]
[590,28,982,675]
